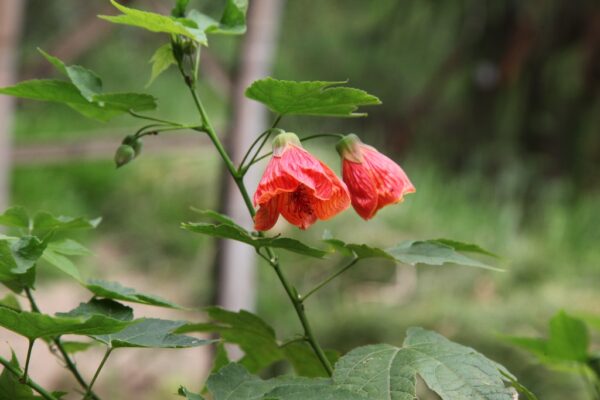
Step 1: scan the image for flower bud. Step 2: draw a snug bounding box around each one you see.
[271,131,302,157]
[122,135,143,157]
[114,144,136,168]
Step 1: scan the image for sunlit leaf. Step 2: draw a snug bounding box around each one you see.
[147,43,176,87]
[84,279,183,309]
[100,0,208,45]
[245,78,381,117]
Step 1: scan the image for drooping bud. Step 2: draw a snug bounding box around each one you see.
[272,131,302,157]
[122,135,143,157]
[114,144,136,168]
[335,134,364,163]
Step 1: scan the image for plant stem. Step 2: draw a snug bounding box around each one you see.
[301,257,359,301]
[128,110,186,127]
[24,288,101,400]
[183,77,333,375]
[21,339,35,380]
[84,348,112,399]
[0,356,59,400]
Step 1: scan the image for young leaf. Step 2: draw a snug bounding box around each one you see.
[32,211,100,234]
[41,249,82,282]
[0,206,30,229]
[177,307,282,373]
[46,239,91,256]
[182,222,327,258]
[0,236,46,276]
[0,352,42,400]
[38,48,103,101]
[213,0,248,34]
[84,278,183,309]
[147,43,176,87]
[334,327,517,400]
[245,78,381,117]
[178,386,205,400]
[547,311,589,362]
[0,307,132,340]
[100,0,208,45]
[91,318,213,348]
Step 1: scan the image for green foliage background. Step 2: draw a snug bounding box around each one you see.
[4,0,600,399]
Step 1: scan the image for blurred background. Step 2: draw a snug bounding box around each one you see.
[1,0,599,399]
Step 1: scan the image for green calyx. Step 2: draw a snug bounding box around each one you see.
[114,144,136,168]
[272,131,301,156]
[336,134,364,163]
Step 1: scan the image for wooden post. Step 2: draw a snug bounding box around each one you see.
[0,0,26,212]
[216,0,285,311]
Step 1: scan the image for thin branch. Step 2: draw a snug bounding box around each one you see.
[300,258,360,302]
[0,355,59,400]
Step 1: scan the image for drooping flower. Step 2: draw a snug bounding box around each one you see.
[336,134,415,220]
[254,132,350,231]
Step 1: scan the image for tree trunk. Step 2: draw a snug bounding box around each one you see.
[216,0,285,311]
[0,0,26,212]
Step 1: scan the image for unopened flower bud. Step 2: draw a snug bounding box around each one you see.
[114,144,136,168]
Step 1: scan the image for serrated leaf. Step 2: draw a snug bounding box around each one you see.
[38,48,102,101]
[0,352,42,399]
[32,212,100,234]
[100,0,208,45]
[0,307,132,340]
[92,318,213,348]
[183,222,327,258]
[0,207,30,229]
[323,233,499,271]
[177,307,282,373]
[245,78,381,117]
[282,341,339,378]
[147,43,176,87]
[57,298,134,322]
[206,364,366,400]
[85,278,183,309]
[333,327,516,400]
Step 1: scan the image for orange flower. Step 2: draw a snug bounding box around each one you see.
[336,134,415,220]
[254,132,350,231]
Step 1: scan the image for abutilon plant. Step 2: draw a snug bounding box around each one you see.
[0,1,537,400]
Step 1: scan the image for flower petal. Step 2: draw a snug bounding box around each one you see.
[254,195,282,231]
[279,187,318,230]
[312,161,351,220]
[342,159,379,220]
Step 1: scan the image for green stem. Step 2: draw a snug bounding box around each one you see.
[21,339,35,380]
[128,110,186,127]
[183,75,333,376]
[248,132,346,167]
[136,125,204,139]
[84,348,112,400]
[24,288,101,400]
[301,257,359,301]
[0,356,58,400]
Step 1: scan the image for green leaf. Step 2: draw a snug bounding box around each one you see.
[100,0,208,45]
[547,311,589,362]
[56,298,134,322]
[0,307,132,340]
[46,239,91,256]
[59,341,97,354]
[0,80,92,105]
[212,342,231,374]
[333,327,517,400]
[147,43,176,87]
[172,0,190,17]
[92,92,157,112]
[210,0,248,35]
[0,352,42,399]
[177,307,282,373]
[0,207,30,229]
[323,232,500,271]
[0,237,46,292]
[85,278,183,309]
[206,364,366,400]
[32,211,100,234]
[92,318,213,348]
[38,48,102,101]
[0,294,20,311]
[41,249,81,281]
[282,341,339,378]
[245,78,381,117]
[183,222,327,258]
[432,239,499,258]
[178,386,205,400]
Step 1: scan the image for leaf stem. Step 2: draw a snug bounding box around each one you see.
[24,288,101,400]
[84,348,112,399]
[0,355,59,400]
[128,110,187,127]
[300,257,359,302]
[181,70,333,376]
[21,339,35,380]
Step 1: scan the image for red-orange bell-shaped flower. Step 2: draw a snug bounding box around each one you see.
[254,132,350,231]
[337,134,415,220]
